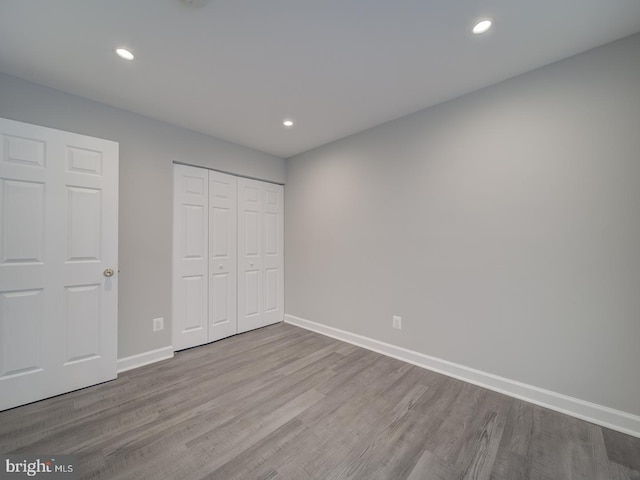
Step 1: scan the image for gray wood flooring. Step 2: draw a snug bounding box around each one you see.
[1,323,638,479]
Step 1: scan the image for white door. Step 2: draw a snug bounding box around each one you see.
[173,164,209,350]
[0,117,118,411]
[238,178,283,333]
[208,171,237,342]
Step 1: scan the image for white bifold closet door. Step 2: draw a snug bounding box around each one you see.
[0,117,119,411]
[173,164,282,351]
[173,165,238,350]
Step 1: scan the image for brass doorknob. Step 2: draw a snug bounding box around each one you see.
[104,268,114,277]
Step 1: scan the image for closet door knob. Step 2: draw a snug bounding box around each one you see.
[103,268,114,277]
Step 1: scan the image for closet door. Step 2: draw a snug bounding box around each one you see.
[238,178,283,333]
[174,168,282,348]
[173,164,209,350]
[208,171,237,342]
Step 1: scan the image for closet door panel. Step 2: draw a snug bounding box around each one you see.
[173,164,209,350]
[238,178,263,333]
[208,171,237,342]
[262,183,284,326]
[238,179,283,333]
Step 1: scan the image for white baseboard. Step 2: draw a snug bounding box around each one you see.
[284,314,640,438]
[117,346,174,373]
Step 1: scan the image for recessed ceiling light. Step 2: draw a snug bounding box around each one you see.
[283,120,294,128]
[472,19,492,35]
[115,48,134,60]
[179,0,210,6]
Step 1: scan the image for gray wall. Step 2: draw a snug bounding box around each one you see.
[285,34,640,416]
[0,72,285,358]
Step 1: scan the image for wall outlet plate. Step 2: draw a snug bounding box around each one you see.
[392,315,402,330]
[153,317,164,332]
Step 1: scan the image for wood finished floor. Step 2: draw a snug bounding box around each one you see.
[1,323,638,480]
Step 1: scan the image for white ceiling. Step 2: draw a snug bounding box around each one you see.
[1,1,640,158]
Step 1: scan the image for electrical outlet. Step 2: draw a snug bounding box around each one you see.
[392,315,402,330]
[153,317,164,332]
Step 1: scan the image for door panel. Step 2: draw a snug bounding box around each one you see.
[208,171,237,342]
[173,164,209,350]
[182,275,206,331]
[238,178,262,332]
[211,208,229,256]
[66,186,101,261]
[3,134,46,168]
[0,117,118,411]
[243,211,260,256]
[67,146,102,175]
[238,179,283,333]
[264,213,278,255]
[265,268,279,312]
[262,183,284,326]
[0,289,43,377]
[244,269,260,316]
[64,284,101,363]
[183,204,207,259]
[1,179,45,264]
[211,273,229,324]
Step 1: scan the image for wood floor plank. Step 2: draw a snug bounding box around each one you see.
[489,450,530,480]
[603,427,640,472]
[1,322,639,480]
[496,398,534,457]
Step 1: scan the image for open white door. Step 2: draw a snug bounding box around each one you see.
[0,117,118,410]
